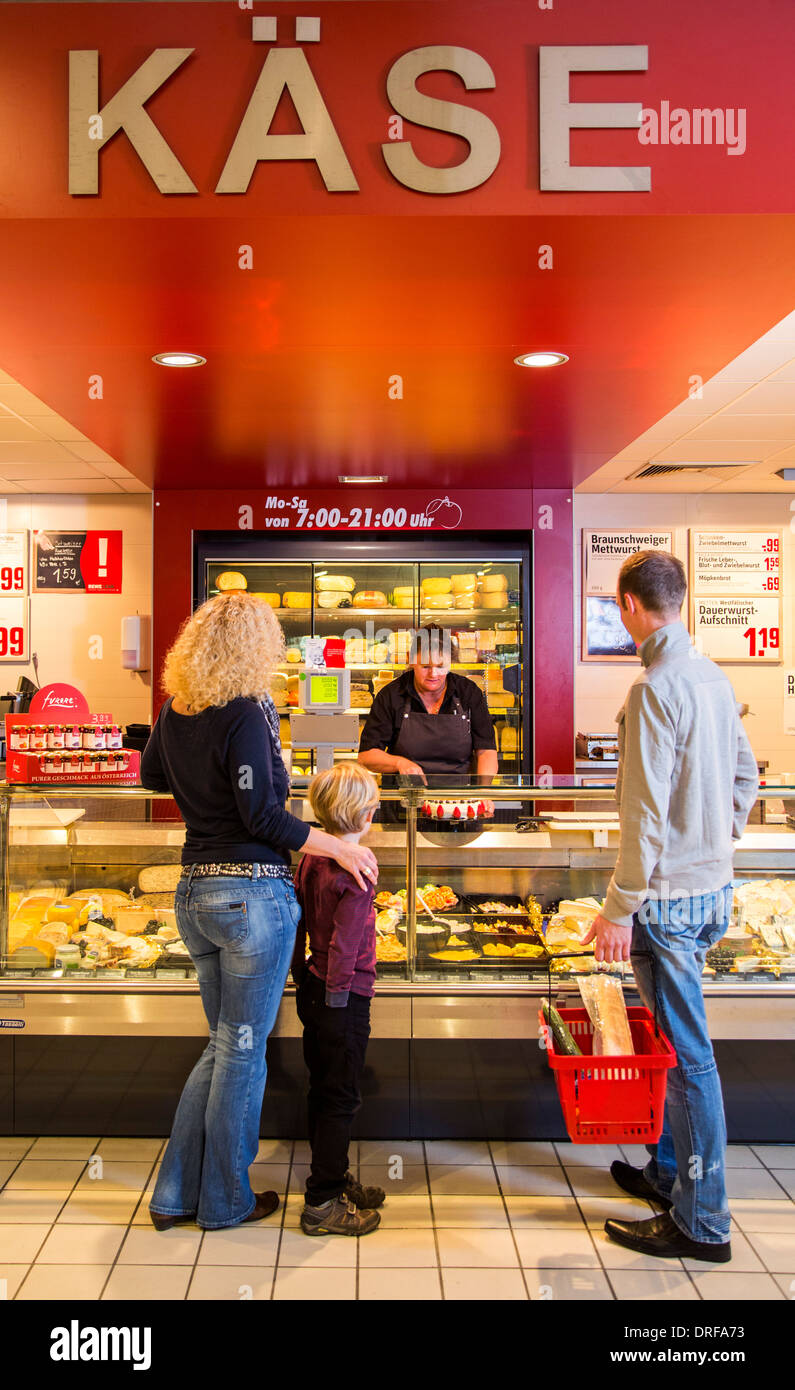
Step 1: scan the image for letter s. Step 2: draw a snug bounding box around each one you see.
[382,47,500,194]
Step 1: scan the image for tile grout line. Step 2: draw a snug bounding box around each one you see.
[423,1141,445,1301]
[13,1145,93,1300]
[552,1143,620,1301]
[269,1141,294,1301]
[487,1141,531,1301]
[98,1149,163,1301]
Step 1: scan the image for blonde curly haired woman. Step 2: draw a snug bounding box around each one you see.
[140,593,378,1232]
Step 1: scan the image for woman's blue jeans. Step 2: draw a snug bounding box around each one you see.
[631,886,733,1245]
[150,869,300,1230]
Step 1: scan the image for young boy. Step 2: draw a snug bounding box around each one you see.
[293,761,385,1237]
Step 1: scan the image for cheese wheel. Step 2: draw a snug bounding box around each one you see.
[392,586,416,602]
[345,639,369,663]
[371,642,389,663]
[420,577,452,595]
[476,630,497,649]
[480,592,509,609]
[216,571,247,592]
[353,591,388,608]
[286,647,302,663]
[253,592,280,608]
[478,573,508,593]
[283,592,311,608]
[271,672,288,692]
[488,691,515,709]
[454,594,476,610]
[316,591,351,609]
[272,691,288,710]
[422,594,453,610]
[316,575,355,593]
[451,573,477,594]
[495,628,518,646]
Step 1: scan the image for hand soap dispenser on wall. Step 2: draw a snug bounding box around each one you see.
[121,616,151,672]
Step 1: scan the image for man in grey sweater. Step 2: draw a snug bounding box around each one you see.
[584,550,758,1262]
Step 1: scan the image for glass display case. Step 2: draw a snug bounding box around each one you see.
[196,532,529,776]
[1,779,794,995]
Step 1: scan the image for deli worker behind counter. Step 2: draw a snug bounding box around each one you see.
[358,624,498,809]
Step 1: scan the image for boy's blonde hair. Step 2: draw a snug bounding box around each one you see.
[309,761,379,835]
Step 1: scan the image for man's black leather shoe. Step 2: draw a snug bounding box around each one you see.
[610,1160,672,1210]
[604,1210,731,1263]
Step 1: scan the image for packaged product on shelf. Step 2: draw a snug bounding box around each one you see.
[391,586,416,608]
[420,576,451,595]
[316,591,352,609]
[283,591,311,608]
[47,724,65,750]
[478,573,508,593]
[422,594,454,611]
[451,573,477,594]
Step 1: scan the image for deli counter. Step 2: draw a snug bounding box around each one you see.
[1,779,794,1139]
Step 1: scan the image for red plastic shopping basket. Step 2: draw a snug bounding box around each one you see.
[539,1006,677,1144]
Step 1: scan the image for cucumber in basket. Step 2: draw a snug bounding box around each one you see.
[541,1000,582,1056]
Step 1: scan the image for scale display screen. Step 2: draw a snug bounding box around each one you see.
[310,675,340,705]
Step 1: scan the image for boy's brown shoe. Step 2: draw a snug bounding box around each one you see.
[301,1195,381,1236]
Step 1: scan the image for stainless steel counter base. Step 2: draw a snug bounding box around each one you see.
[2,984,793,1040]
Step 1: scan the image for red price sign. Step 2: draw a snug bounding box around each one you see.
[743,626,780,657]
[0,597,29,662]
[0,566,24,592]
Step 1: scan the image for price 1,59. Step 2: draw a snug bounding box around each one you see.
[0,626,24,657]
[743,626,779,657]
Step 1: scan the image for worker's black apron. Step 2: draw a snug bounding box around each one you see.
[378,691,474,826]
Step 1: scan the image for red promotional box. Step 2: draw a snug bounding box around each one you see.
[4,713,140,784]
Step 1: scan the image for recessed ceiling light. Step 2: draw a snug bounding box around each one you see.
[337,475,388,484]
[152,352,206,367]
[514,351,569,368]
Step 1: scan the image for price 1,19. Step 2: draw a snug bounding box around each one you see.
[0,626,24,657]
[743,626,780,657]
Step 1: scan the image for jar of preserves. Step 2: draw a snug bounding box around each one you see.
[64,724,82,750]
[49,752,64,776]
[9,725,25,751]
[106,724,123,750]
[30,724,48,752]
[47,724,65,750]
[81,724,100,749]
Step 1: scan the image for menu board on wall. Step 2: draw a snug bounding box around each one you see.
[33,530,122,594]
[0,532,28,596]
[689,530,783,664]
[0,596,29,662]
[581,530,673,662]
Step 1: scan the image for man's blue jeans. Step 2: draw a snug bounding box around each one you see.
[150,869,300,1230]
[631,885,733,1245]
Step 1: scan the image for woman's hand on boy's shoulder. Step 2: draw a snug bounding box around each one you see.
[331,840,379,891]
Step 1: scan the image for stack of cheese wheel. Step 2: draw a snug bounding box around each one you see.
[421,576,452,610]
[283,592,311,608]
[373,668,395,698]
[388,630,413,665]
[392,585,416,610]
[315,575,355,608]
[345,637,369,665]
[451,572,477,611]
[486,664,515,708]
[478,572,509,609]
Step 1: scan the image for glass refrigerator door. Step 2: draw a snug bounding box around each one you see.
[417,559,522,774]
[313,561,417,721]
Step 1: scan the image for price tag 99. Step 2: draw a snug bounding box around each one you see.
[0,626,24,657]
[0,567,24,592]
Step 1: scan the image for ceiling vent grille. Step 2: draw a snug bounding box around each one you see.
[630,462,750,481]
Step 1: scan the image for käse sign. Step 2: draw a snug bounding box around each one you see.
[68,42,659,198]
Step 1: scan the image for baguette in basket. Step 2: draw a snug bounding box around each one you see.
[577,975,633,1056]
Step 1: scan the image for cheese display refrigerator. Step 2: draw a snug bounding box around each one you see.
[1,778,794,1139]
[192,531,530,775]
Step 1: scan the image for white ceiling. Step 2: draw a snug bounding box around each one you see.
[577,310,795,493]
[0,369,149,495]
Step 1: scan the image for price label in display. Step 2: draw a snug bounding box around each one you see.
[0,596,29,662]
[0,532,28,595]
[691,530,783,596]
[784,671,795,736]
[693,597,782,663]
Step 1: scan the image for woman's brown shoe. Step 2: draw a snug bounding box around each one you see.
[150,1210,197,1232]
[242,1191,280,1222]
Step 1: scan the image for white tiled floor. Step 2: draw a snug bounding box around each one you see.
[1,1138,794,1300]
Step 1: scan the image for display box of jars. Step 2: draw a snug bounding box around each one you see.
[4,714,139,784]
